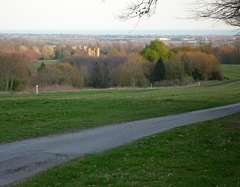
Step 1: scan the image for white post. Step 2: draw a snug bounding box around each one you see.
[198,82,201,86]
[151,83,153,88]
[36,85,39,95]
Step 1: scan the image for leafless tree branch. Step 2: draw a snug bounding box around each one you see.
[106,0,240,28]
[118,0,158,20]
[195,0,240,27]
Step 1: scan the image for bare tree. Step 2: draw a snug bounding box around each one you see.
[0,54,29,91]
[117,0,240,28]
[195,0,240,28]
[118,0,158,20]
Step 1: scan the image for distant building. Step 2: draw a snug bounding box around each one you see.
[96,47,100,57]
[83,46,88,52]
[87,47,100,57]
[87,48,94,56]
[159,37,170,41]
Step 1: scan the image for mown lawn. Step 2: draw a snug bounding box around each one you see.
[0,79,240,144]
[221,64,240,80]
[3,64,240,186]
[16,112,240,187]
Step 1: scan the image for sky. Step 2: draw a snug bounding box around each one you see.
[0,0,236,31]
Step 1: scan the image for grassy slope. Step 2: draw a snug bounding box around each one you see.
[1,82,240,144]
[0,65,240,144]
[5,64,240,186]
[16,112,240,187]
[221,64,240,80]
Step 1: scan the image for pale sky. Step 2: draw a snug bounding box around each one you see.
[0,0,235,31]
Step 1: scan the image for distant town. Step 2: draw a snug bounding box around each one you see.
[0,32,237,49]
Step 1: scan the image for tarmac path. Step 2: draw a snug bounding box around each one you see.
[204,79,240,87]
[1,103,240,186]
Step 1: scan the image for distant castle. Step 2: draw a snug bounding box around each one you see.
[79,45,100,57]
[87,47,100,58]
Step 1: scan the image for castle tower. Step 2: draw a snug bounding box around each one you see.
[87,48,92,56]
[84,46,88,52]
[96,47,100,57]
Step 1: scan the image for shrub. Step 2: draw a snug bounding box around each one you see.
[211,67,224,80]
[36,62,84,88]
[12,78,22,91]
[181,76,194,85]
[0,54,29,91]
[165,51,222,83]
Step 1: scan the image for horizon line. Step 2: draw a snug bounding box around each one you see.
[0,29,238,36]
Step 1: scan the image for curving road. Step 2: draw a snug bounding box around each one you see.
[204,79,240,87]
[1,103,240,186]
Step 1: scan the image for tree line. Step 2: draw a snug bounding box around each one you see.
[1,36,239,64]
[0,38,232,91]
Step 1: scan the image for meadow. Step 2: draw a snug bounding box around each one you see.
[16,113,240,187]
[221,64,240,80]
[0,65,240,144]
[0,64,239,186]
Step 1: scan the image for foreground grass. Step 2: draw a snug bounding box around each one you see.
[16,113,240,187]
[0,81,240,144]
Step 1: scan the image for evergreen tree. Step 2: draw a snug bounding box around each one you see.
[55,49,63,59]
[101,63,110,88]
[91,62,101,88]
[90,62,110,88]
[152,58,165,82]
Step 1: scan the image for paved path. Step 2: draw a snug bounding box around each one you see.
[204,79,240,87]
[1,103,240,186]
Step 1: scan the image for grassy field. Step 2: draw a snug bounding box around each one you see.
[221,64,240,80]
[16,112,240,187]
[0,65,240,144]
[1,64,239,186]
[32,60,57,69]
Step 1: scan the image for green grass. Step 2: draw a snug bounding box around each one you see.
[32,60,57,69]
[0,81,239,144]
[3,64,240,186]
[200,64,240,87]
[0,65,240,144]
[16,112,240,187]
[221,64,240,80]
